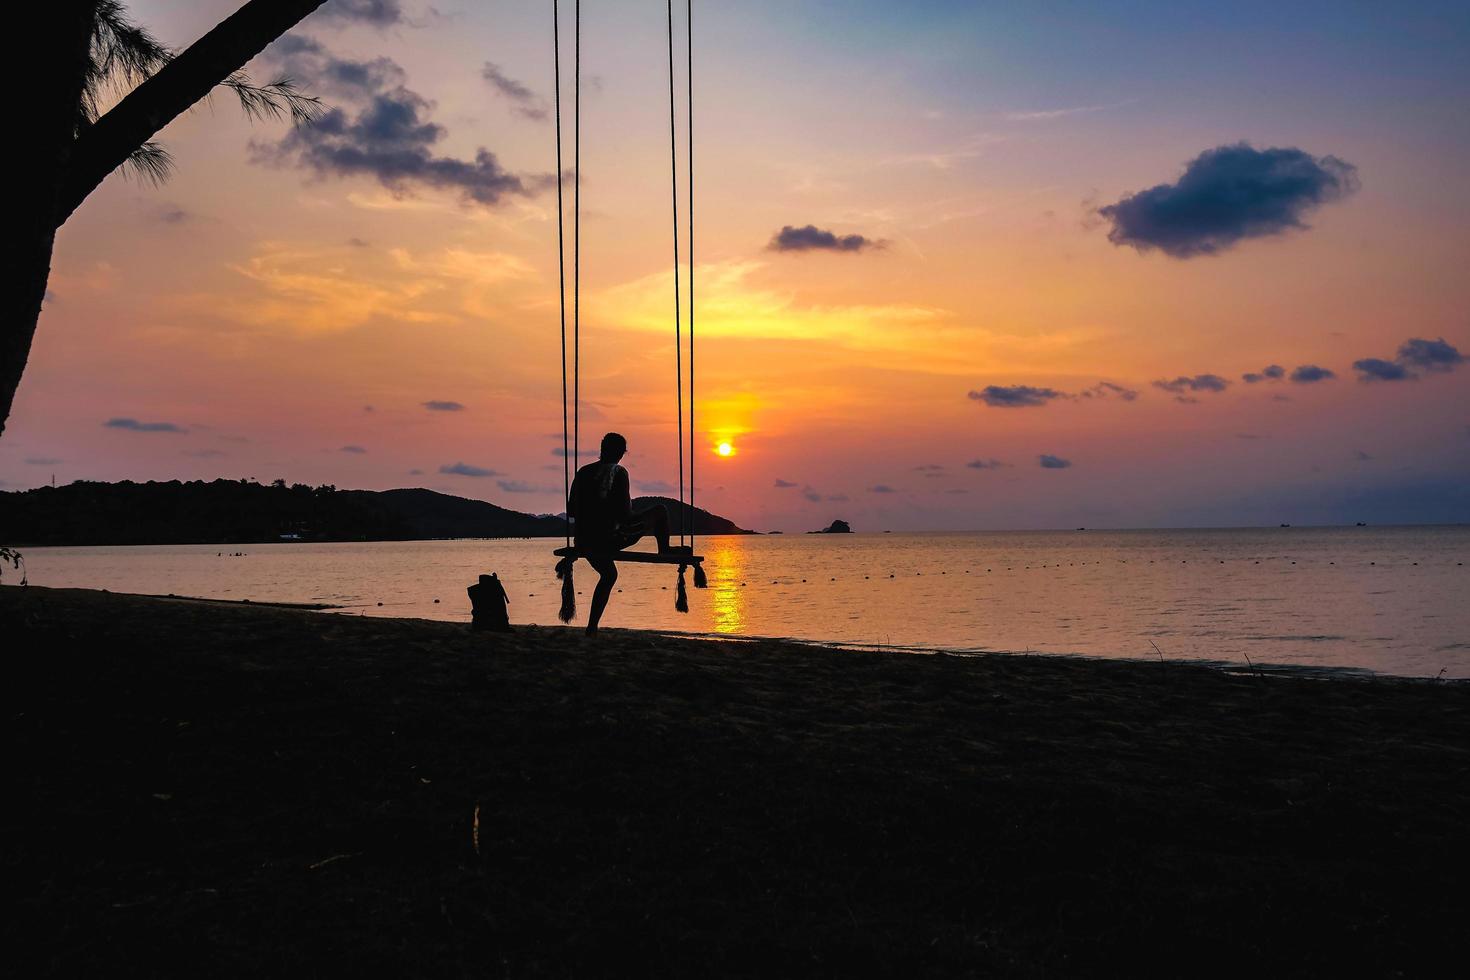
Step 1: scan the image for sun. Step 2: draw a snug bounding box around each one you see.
[716,441,733,457]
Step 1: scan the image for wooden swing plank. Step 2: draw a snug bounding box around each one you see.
[553,547,704,565]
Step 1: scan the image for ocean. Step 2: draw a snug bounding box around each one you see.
[16,526,1469,677]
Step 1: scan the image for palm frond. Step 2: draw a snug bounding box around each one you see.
[94,1,170,85]
[222,73,326,126]
[75,2,323,192]
[122,140,175,185]
[80,3,324,131]
[83,1,172,124]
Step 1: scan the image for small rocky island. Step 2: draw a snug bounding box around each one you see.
[810,519,852,534]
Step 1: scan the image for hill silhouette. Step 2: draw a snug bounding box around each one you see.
[630,495,751,539]
[0,479,752,546]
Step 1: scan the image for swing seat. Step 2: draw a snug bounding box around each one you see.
[553,546,704,566]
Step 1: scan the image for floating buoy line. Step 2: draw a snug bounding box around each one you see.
[329,556,1466,607]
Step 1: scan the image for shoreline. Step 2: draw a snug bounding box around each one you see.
[6,585,1469,975]
[84,587,1463,682]
[151,591,341,611]
[7,523,1468,549]
[638,627,1411,681]
[14,526,1466,681]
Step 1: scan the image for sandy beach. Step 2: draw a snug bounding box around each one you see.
[6,584,1469,976]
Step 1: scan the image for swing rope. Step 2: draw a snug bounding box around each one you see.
[572,0,582,495]
[553,0,569,549]
[684,0,704,590]
[666,0,685,550]
[554,0,703,620]
[686,0,697,568]
[552,0,581,621]
[553,1,585,547]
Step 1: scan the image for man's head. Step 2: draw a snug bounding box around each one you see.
[600,432,627,463]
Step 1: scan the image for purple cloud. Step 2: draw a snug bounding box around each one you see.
[768,224,884,253]
[1098,143,1358,258]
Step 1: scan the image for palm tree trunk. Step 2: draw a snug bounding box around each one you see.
[0,3,98,439]
[1,0,329,439]
[0,231,64,441]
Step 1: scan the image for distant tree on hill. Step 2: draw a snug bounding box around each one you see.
[2,0,331,437]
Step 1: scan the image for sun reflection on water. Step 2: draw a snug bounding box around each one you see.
[704,536,748,634]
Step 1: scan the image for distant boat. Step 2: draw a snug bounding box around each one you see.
[1356,522,1367,527]
[278,532,304,541]
[1280,523,1291,528]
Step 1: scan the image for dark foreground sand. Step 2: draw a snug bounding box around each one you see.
[5,585,1469,977]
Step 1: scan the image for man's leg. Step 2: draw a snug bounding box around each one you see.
[586,555,618,635]
[629,504,673,553]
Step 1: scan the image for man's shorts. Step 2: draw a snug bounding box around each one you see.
[577,517,645,554]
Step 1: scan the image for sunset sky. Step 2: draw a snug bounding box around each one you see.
[3,0,1467,530]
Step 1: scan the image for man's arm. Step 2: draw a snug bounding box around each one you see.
[614,466,633,520]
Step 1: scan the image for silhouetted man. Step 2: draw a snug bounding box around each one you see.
[567,432,679,634]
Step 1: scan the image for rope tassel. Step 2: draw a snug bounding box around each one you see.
[693,563,707,589]
[556,556,576,623]
[675,565,689,613]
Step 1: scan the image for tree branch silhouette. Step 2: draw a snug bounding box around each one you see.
[56,0,329,224]
[1,0,328,438]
